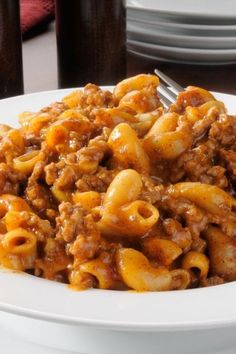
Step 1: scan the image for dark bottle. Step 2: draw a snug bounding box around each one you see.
[55,0,127,88]
[0,0,24,98]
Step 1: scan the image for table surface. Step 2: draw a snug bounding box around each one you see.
[23,22,236,96]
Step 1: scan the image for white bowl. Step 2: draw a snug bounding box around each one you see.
[1,90,236,354]
[2,311,236,354]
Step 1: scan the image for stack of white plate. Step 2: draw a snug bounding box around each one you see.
[127,0,236,65]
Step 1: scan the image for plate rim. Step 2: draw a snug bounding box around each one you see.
[127,24,236,44]
[128,39,236,63]
[128,49,236,66]
[128,14,236,31]
[128,39,236,55]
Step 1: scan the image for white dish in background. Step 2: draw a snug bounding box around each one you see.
[127,9,236,27]
[128,49,236,66]
[127,24,236,49]
[128,39,236,63]
[127,16,236,36]
[0,89,236,354]
[127,0,236,65]
[127,0,236,19]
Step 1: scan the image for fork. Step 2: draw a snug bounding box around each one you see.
[154,68,184,109]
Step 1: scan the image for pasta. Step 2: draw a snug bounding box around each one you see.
[108,123,150,173]
[143,112,193,160]
[97,169,159,237]
[1,73,236,291]
[182,251,209,278]
[13,150,44,175]
[116,248,174,291]
[0,228,37,270]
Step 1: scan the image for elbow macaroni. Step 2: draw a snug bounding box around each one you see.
[182,251,209,278]
[116,248,173,291]
[13,150,44,175]
[0,228,37,271]
[143,112,193,160]
[168,182,236,215]
[98,169,159,237]
[108,123,150,174]
[113,73,159,102]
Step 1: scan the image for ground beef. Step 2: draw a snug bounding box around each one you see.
[24,135,42,149]
[158,188,210,241]
[64,84,114,118]
[45,160,79,190]
[44,132,111,192]
[0,163,25,195]
[139,175,162,204]
[192,111,218,141]
[162,218,192,252]
[79,84,114,110]
[55,165,78,190]
[56,202,100,264]
[210,114,236,149]
[35,238,71,281]
[75,167,117,193]
[201,165,228,189]
[170,139,217,183]
[56,202,85,243]
[26,161,55,214]
[40,101,69,118]
[12,210,54,242]
[44,161,63,186]
[68,214,101,262]
[200,275,224,287]
[76,137,111,174]
[219,149,236,179]
[169,139,228,188]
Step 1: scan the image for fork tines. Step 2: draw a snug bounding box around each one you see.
[154,68,184,108]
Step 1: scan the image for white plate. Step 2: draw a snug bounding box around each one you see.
[127,24,236,50]
[128,49,236,66]
[127,9,236,27]
[127,0,236,19]
[128,39,236,63]
[0,89,236,332]
[128,16,236,36]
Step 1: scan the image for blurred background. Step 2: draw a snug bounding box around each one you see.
[20,0,236,94]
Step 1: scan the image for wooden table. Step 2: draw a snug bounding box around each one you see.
[23,22,236,95]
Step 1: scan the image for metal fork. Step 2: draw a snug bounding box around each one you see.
[154,68,184,109]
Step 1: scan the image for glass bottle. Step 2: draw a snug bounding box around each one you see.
[0,0,24,98]
[55,0,126,88]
